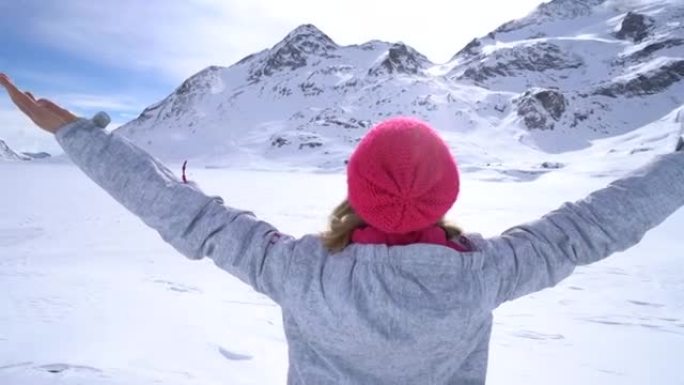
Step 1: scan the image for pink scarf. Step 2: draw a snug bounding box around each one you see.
[351,226,472,252]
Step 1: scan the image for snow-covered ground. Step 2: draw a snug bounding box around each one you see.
[1,159,683,385]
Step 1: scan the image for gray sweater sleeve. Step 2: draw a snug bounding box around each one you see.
[483,149,684,307]
[55,114,296,303]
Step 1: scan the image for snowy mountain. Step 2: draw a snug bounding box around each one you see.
[0,139,29,161]
[448,0,684,149]
[116,0,684,171]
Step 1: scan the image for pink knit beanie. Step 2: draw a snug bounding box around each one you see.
[347,117,460,234]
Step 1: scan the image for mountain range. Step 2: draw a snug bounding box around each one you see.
[4,0,683,174]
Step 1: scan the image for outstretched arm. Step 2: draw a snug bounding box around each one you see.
[0,74,295,303]
[483,120,684,307]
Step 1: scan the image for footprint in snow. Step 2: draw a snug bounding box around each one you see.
[0,362,33,371]
[37,363,102,374]
[512,330,565,341]
[583,318,681,334]
[0,227,44,247]
[152,279,201,293]
[627,300,664,308]
[584,318,628,327]
[218,346,253,361]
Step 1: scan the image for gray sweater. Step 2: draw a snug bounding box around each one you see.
[56,114,684,385]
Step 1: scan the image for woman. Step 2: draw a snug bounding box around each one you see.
[2,73,683,385]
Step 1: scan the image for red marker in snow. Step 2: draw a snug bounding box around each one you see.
[182,160,188,183]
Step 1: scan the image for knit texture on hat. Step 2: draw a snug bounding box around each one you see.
[347,117,459,234]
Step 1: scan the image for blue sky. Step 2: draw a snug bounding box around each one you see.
[0,0,542,153]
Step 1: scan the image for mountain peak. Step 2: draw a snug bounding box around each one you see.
[285,24,327,38]
[279,24,338,52]
[247,24,339,81]
[368,42,431,76]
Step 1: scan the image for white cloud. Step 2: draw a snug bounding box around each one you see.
[4,69,168,127]
[0,91,139,153]
[55,93,143,112]
[20,0,544,83]
[0,103,62,154]
[23,0,289,82]
[11,69,98,91]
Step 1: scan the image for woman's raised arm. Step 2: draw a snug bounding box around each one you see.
[0,74,296,303]
[482,127,684,307]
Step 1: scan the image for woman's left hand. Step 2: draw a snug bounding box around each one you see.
[0,73,78,134]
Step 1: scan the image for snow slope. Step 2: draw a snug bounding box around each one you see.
[1,161,683,385]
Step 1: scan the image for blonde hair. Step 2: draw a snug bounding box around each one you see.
[321,199,463,253]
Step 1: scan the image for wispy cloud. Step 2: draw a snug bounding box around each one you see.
[55,93,143,113]
[6,0,543,84]
[3,69,164,128]
[11,0,289,82]
[11,69,98,91]
[0,90,139,153]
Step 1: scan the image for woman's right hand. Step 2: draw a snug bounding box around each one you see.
[0,73,78,134]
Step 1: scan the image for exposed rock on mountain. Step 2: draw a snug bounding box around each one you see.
[517,89,568,130]
[368,43,431,76]
[615,12,654,42]
[596,59,684,97]
[623,38,684,63]
[458,42,584,84]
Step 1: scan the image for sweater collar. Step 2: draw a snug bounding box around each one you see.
[351,226,472,252]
